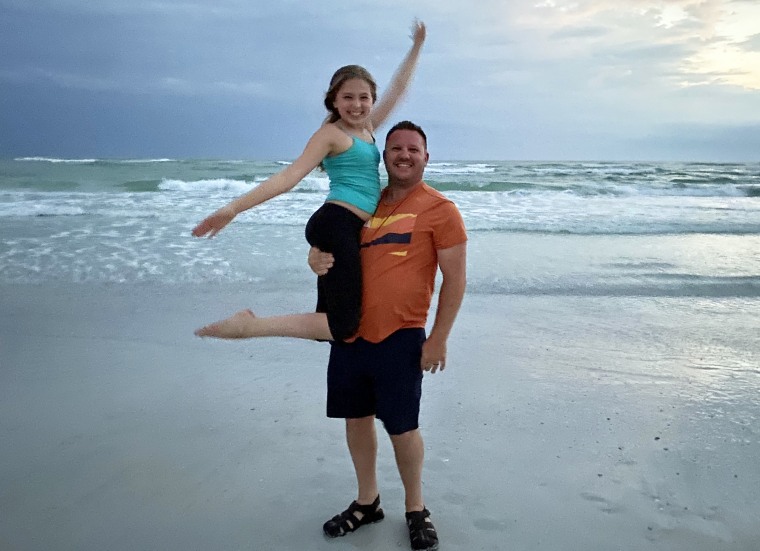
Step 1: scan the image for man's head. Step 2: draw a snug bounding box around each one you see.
[383,121,429,188]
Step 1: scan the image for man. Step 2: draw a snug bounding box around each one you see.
[195,121,466,550]
[312,120,467,551]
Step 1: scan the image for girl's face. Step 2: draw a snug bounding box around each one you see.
[332,78,374,127]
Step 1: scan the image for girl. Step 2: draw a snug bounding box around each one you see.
[193,21,426,341]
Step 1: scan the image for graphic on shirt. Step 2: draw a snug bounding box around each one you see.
[361,213,417,249]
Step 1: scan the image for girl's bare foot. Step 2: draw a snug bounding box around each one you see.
[194,309,257,338]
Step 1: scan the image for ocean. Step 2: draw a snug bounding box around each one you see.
[1,157,759,296]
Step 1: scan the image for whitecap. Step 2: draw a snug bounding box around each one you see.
[14,157,98,164]
[158,178,253,194]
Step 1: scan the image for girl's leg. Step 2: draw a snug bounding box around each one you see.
[194,309,332,340]
[318,238,362,340]
[196,203,363,342]
[306,204,364,341]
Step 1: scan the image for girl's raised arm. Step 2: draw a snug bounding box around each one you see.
[192,127,336,238]
[370,20,426,130]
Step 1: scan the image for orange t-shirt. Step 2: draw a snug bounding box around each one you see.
[354,182,467,343]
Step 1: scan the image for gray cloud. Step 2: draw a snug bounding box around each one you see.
[738,33,760,52]
[1,0,760,160]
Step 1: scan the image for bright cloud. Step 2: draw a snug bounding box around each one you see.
[678,1,760,89]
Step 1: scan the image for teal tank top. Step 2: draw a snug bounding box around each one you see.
[323,137,381,214]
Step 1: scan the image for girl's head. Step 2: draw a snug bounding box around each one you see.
[324,65,377,123]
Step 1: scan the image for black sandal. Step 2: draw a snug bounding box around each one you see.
[323,495,384,538]
[405,508,439,551]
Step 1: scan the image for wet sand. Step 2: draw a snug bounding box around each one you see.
[1,283,758,550]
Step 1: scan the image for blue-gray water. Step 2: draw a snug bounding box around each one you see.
[1,157,759,297]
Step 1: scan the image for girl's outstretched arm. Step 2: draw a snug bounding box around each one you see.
[192,127,337,238]
[370,19,426,130]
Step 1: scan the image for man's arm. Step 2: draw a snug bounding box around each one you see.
[421,242,467,373]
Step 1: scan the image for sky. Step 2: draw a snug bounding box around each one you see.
[2,0,760,161]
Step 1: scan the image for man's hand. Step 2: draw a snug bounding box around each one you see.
[308,246,335,276]
[420,334,446,373]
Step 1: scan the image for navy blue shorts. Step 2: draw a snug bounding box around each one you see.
[326,328,425,436]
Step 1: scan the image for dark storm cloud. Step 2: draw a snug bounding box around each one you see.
[1,0,760,160]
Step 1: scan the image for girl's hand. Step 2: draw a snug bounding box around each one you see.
[411,19,426,45]
[192,206,236,238]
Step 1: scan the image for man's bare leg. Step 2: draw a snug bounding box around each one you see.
[346,416,380,508]
[194,309,333,341]
[390,428,425,512]
[322,416,382,538]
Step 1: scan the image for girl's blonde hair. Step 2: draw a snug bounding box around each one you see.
[323,65,378,123]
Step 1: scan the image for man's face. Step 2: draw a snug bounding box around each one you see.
[383,129,429,187]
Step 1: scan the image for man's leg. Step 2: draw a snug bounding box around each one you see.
[346,416,380,505]
[323,345,385,538]
[392,427,439,550]
[389,428,425,512]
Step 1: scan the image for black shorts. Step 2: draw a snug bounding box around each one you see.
[305,203,365,342]
[326,328,425,436]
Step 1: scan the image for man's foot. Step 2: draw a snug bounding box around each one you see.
[323,495,384,538]
[194,309,256,338]
[406,508,439,551]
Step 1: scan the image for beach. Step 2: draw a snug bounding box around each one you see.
[2,276,758,551]
[1,158,759,549]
